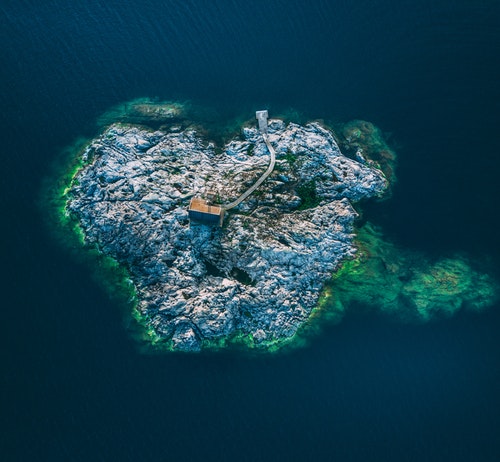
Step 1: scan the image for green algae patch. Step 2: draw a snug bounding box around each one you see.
[224,331,308,357]
[320,223,499,323]
[39,136,93,249]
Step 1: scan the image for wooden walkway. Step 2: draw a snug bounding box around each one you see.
[222,111,276,211]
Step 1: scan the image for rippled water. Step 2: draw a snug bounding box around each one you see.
[1,1,499,460]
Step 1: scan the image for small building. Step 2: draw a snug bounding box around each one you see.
[188,197,224,226]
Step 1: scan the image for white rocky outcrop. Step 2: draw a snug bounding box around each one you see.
[67,119,388,351]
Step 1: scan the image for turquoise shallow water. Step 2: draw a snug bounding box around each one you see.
[1,1,500,460]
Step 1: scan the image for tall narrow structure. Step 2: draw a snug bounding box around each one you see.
[256,110,269,135]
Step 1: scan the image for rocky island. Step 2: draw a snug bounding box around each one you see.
[62,104,387,351]
[48,100,497,353]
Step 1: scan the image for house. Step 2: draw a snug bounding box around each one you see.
[188,197,224,227]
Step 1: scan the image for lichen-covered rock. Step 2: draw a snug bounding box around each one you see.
[66,119,388,351]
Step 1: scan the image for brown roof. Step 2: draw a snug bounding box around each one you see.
[189,197,223,216]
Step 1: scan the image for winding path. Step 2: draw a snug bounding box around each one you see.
[222,112,276,211]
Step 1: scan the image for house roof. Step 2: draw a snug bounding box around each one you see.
[188,197,223,216]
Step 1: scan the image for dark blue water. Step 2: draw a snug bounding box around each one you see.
[1,1,499,460]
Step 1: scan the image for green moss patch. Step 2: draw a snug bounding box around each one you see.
[296,180,321,210]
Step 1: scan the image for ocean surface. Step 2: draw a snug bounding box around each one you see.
[1,1,499,460]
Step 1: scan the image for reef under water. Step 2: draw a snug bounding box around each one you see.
[319,223,498,324]
[41,99,498,353]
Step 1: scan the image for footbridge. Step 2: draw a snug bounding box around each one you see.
[222,110,276,211]
[188,110,276,225]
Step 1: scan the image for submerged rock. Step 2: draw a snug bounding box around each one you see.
[65,117,389,351]
[323,223,499,323]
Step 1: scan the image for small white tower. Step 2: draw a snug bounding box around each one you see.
[256,110,269,134]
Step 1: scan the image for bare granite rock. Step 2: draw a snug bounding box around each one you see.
[66,119,388,351]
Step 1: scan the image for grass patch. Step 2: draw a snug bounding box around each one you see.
[296,180,321,210]
[283,150,297,165]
